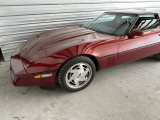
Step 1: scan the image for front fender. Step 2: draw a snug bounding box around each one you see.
[25,38,118,74]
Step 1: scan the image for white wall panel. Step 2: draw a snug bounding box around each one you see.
[0,0,160,60]
[0,0,160,5]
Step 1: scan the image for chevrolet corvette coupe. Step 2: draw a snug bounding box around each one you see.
[10,10,160,92]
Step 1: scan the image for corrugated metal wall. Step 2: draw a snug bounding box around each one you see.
[0,0,160,61]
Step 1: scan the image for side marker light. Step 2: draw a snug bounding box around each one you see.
[34,73,52,79]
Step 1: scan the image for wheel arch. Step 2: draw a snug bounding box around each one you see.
[57,54,100,73]
[82,54,100,71]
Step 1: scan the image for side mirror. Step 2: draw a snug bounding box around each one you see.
[128,29,143,39]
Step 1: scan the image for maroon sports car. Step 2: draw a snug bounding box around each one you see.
[10,10,160,92]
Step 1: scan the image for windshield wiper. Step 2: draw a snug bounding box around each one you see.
[94,30,113,35]
[83,26,114,35]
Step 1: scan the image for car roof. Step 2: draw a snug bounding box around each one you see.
[105,10,156,15]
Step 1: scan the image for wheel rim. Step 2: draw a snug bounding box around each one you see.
[65,62,92,89]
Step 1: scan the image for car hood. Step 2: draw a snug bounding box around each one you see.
[18,26,115,62]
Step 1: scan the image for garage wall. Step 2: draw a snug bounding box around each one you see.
[0,0,160,61]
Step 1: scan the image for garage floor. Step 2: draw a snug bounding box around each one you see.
[0,57,160,120]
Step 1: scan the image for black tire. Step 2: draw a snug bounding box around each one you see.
[153,53,160,60]
[57,56,96,92]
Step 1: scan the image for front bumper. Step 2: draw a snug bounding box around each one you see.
[10,68,56,86]
[10,57,57,86]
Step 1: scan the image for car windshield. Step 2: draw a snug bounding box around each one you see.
[83,13,137,36]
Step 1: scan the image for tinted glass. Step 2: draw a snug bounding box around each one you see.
[137,14,160,31]
[83,13,136,35]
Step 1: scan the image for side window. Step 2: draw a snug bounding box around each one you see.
[135,14,160,31]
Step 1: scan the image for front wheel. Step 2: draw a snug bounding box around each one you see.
[57,56,96,92]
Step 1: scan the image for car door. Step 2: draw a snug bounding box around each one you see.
[117,13,160,64]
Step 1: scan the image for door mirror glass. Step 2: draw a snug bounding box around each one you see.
[128,29,143,39]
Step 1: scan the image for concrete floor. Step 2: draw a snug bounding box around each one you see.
[0,57,160,120]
